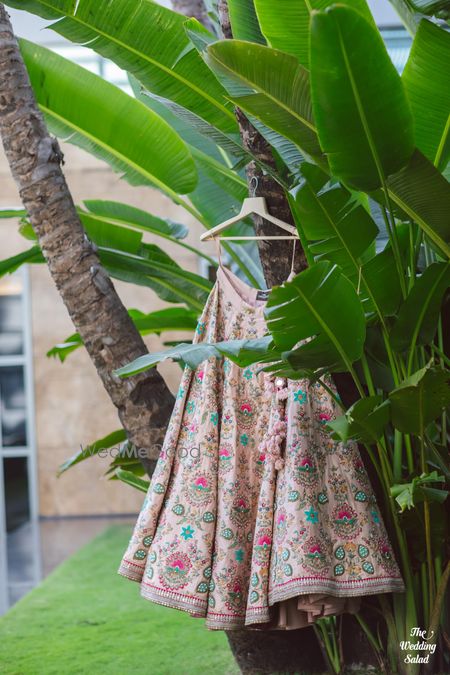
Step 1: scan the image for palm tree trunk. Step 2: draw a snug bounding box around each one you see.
[0,5,175,475]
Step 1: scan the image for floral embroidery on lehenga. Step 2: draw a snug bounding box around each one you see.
[118,266,404,630]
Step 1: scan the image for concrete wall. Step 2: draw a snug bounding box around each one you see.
[0,142,208,517]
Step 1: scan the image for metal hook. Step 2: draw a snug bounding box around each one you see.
[249,175,259,197]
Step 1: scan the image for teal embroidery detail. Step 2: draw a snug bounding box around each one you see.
[305,506,319,523]
[251,573,259,588]
[288,490,300,502]
[355,490,367,502]
[294,389,307,404]
[181,525,195,540]
[149,551,157,563]
[334,563,345,576]
[196,582,209,593]
[153,483,165,494]
[362,561,375,575]
[318,492,329,505]
[335,546,346,560]
[134,549,146,561]
[203,511,215,523]
[371,510,380,524]
[210,412,219,426]
[250,590,259,604]
[177,387,185,399]
[172,504,185,516]
[196,321,206,335]
[283,563,293,577]
[143,535,153,547]
[240,433,249,446]
[243,368,253,380]
[235,549,245,562]
[186,401,195,414]
[358,545,369,558]
[221,528,233,540]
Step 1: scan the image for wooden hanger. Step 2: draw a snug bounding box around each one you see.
[200,178,299,242]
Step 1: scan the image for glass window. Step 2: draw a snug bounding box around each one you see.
[0,367,27,447]
[0,276,24,356]
[3,457,35,596]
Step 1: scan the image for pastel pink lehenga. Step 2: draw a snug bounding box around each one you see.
[118,266,404,630]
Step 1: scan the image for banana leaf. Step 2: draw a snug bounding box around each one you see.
[389,365,450,434]
[390,262,450,351]
[48,307,199,361]
[402,19,450,171]
[254,0,375,68]
[5,0,236,132]
[0,246,45,276]
[265,261,366,372]
[310,5,414,191]
[19,39,197,198]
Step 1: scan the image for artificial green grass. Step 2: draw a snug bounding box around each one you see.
[0,525,238,675]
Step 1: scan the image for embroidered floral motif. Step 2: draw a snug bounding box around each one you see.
[119,270,404,630]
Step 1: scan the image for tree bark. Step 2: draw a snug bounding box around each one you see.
[217,2,307,287]
[0,5,175,474]
[172,0,215,33]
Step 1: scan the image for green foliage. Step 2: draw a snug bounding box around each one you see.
[402,20,450,170]
[310,5,414,191]
[19,39,197,196]
[2,0,450,669]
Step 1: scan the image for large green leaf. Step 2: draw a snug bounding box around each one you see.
[115,336,274,377]
[310,5,415,190]
[389,366,450,434]
[402,20,450,171]
[254,0,374,68]
[327,395,390,443]
[265,262,366,371]
[228,0,265,43]
[81,200,215,265]
[293,163,378,285]
[0,246,45,276]
[360,245,404,317]
[206,41,326,166]
[205,37,449,255]
[98,247,212,311]
[408,0,450,15]
[48,307,199,361]
[390,262,450,352]
[83,200,188,240]
[115,468,150,493]
[58,429,127,475]
[5,0,236,132]
[19,39,197,197]
[386,150,450,257]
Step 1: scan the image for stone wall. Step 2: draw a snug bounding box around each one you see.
[0,141,211,517]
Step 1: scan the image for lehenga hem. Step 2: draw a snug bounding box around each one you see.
[119,559,404,630]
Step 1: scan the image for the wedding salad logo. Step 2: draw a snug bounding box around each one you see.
[400,627,436,665]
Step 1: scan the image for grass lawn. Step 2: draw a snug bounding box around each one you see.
[0,525,238,675]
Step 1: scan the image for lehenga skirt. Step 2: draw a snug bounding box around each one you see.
[118,265,404,630]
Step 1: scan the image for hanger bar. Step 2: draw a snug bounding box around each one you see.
[216,235,299,241]
[200,196,298,242]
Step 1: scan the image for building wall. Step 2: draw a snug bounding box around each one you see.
[0,142,208,517]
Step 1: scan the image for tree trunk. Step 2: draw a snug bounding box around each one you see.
[0,5,175,475]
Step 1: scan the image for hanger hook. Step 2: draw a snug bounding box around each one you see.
[250,175,259,197]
